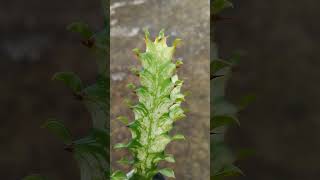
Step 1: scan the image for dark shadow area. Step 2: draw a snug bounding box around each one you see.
[0,0,103,179]
[215,0,320,179]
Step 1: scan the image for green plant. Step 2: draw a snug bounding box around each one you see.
[111,30,186,180]
[23,1,109,180]
[211,0,253,179]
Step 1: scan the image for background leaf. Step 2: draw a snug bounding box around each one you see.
[52,72,83,93]
[67,22,93,39]
[42,120,72,144]
[22,175,47,180]
[211,59,232,75]
[212,0,233,15]
[213,164,243,178]
[211,115,239,130]
[238,94,256,110]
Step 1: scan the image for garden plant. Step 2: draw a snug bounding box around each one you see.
[111,30,186,180]
[23,0,109,179]
[211,0,253,179]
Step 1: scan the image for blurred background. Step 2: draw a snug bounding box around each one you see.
[110,0,209,179]
[215,0,320,180]
[0,0,104,179]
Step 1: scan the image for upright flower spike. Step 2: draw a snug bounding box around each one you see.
[113,30,186,180]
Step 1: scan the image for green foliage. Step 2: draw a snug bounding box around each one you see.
[211,59,233,75]
[158,168,175,178]
[211,0,250,179]
[211,115,239,130]
[22,175,47,180]
[212,0,233,15]
[42,119,72,144]
[112,30,186,180]
[111,171,127,180]
[51,19,109,180]
[212,164,243,179]
[67,22,93,39]
[52,72,83,93]
[23,0,109,180]
[211,58,243,179]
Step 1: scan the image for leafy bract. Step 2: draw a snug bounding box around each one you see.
[159,168,175,178]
